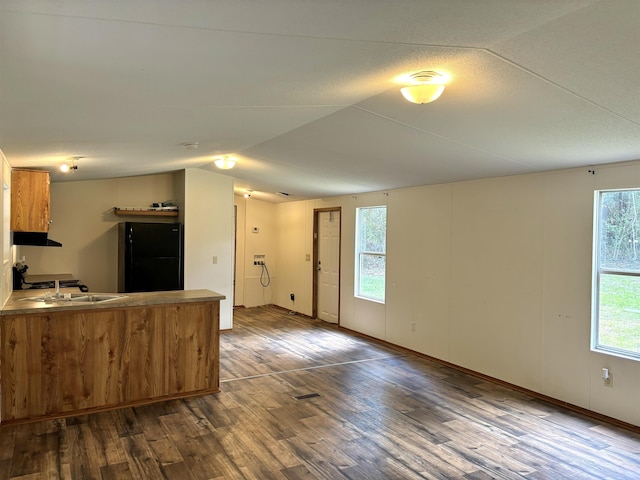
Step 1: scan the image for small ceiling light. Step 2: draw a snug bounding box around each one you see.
[60,157,80,173]
[243,193,251,198]
[182,142,199,150]
[214,156,236,170]
[400,71,446,104]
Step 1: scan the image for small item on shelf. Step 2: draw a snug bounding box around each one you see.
[148,200,178,211]
[113,207,179,217]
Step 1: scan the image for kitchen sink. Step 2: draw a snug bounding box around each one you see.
[21,293,128,304]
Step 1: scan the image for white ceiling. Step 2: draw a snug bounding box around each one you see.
[1,0,639,203]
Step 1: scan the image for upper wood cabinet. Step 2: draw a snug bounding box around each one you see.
[10,169,50,233]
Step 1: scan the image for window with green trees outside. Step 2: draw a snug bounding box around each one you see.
[356,206,386,302]
[593,189,640,360]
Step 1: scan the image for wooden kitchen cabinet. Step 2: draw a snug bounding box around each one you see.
[0,300,220,424]
[10,169,50,232]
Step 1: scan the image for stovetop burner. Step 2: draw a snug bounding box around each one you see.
[27,279,81,289]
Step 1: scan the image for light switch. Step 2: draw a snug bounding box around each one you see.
[212,256,218,264]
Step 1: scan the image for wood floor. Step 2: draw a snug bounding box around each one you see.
[1,306,639,479]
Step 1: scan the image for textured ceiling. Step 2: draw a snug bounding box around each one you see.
[1,0,638,202]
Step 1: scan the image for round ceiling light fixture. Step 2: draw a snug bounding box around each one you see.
[214,155,236,169]
[400,71,446,104]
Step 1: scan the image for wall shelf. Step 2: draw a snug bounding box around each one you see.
[113,207,179,217]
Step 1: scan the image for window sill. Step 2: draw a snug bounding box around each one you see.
[592,346,640,362]
[354,295,385,305]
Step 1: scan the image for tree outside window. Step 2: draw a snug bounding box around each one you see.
[356,206,386,302]
[593,189,640,360]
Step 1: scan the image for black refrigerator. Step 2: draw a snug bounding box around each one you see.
[118,222,184,293]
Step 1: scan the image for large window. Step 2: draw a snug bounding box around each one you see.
[356,206,386,302]
[593,189,640,360]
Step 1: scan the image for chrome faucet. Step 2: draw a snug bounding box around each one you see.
[54,280,60,299]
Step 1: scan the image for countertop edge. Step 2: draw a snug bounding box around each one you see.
[1,288,226,316]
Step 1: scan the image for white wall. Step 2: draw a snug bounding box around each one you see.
[269,162,640,427]
[449,175,546,390]
[183,168,235,330]
[386,184,452,359]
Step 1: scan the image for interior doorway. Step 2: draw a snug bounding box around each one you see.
[313,208,341,323]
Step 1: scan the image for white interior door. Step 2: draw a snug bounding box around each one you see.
[317,210,340,323]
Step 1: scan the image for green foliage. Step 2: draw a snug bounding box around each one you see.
[600,190,640,270]
[360,275,385,301]
[598,274,640,353]
[357,206,386,302]
[359,207,386,253]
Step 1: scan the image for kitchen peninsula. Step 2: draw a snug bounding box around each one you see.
[0,289,223,425]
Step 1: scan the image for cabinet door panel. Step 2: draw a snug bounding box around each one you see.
[164,303,219,395]
[1,316,45,418]
[10,169,50,232]
[121,307,165,400]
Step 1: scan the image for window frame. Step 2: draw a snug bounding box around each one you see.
[592,188,640,361]
[355,205,387,303]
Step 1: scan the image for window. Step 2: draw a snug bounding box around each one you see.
[356,206,386,302]
[593,189,640,360]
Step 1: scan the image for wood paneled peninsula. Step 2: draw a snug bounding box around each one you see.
[0,289,223,425]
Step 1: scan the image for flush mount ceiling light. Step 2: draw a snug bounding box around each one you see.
[400,71,446,104]
[60,156,81,173]
[214,156,236,170]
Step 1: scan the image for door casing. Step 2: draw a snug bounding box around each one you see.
[313,207,342,322]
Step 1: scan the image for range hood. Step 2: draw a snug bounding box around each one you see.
[12,231,62,247]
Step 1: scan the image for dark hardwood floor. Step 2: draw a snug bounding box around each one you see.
[1,305,639,479]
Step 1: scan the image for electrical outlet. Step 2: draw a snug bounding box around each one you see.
[290,293,295,301]
[212,256,218,264]
[411,322,416,332]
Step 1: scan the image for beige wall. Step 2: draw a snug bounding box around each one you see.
[234,196,246,307]
[18,173,177,292]
[183,168,235,330]
[1,151,14,306]
[274,201,314,315]
[234,196,277,307]
[263,162,640,427]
